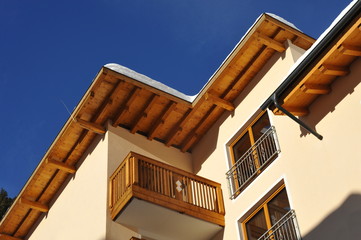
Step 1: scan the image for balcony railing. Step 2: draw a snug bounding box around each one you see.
[226,126,280,199]
[258,210,301,240]
[109,152,225,226]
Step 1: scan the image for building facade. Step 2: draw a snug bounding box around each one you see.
[1,1,361,240]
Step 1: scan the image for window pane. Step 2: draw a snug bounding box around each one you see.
[252,113,271,142]
[232,132,251,162]
[268,188,290,225]
[245,208,268,240]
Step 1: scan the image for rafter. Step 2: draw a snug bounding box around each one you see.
[92,79,126,122]
[46,158,76,174]
[113,87,142,127]
[131,94,159,134]
[255,32,286,52]
[338,44,361,56]
[165,108,193,147]
[319,64,349,76]
[19,198,49,213]
[148,102,176,140]
[301,83,331,95]
[181,106,216,152]
[75,118,106,134]
[0,234,23,240]
[204,93,234,111]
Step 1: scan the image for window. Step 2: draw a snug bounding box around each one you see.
[241,185,300,240]
[226,111,280,199]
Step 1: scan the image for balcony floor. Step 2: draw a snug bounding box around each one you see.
[115,197,223,240]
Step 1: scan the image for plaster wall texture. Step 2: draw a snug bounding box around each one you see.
[272,57,361,239]
[105,123,193,240]
[191,41,309,240]
[27,135,108,240]
[193,45,361,239]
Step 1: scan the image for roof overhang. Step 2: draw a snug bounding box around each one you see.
[0,13,314,239]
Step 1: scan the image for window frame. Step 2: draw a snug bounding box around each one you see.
[227,110,280,199]
[229,111,269,168]
[241,184,288,240]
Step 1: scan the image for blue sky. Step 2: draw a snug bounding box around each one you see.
[0,0,351,197]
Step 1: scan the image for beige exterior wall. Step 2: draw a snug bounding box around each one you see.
[192,41,310,240]
[27,135,108,240]
[25,41,361,240]
[105,123,193,240]
[193,44,361,239]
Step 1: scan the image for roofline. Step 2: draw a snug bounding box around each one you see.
[193,12,313,106]
[260,0,361,110]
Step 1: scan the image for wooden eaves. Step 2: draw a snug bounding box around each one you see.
[270,4,361,116]
[0,13,314,239]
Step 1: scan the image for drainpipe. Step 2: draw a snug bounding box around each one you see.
[271,93,323,140]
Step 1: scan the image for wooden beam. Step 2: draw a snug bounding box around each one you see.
[148,102,176,140]
[46,158,76,174]
[338,44,361,56]
[165,108,193,147]
[92,79,126,122]
[256,32,286,52]
[75,118,106,134]
[283,107,309,116]
[319,64,349,76]
[301,83,331,95]
[131,94,159,134]
[204,93,234,111]
[181,106,216,152]
[19,198,49,213]
[112,87,141,127]
[0,234,23,240]
[283,17,361,103]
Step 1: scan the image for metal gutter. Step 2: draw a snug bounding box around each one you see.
[271,94,323,140]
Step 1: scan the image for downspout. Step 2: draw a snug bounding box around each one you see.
[271,93,323,140]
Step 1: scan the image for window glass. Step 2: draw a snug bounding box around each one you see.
[268,188,290,225]
[232,132,251,161]
[245,208,268,240]
[251,113,271,142]
[243,186,291,240]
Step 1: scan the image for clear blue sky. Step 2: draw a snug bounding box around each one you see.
[0,0,351,198]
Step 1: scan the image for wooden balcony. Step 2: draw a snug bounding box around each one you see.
[109,152,225,240]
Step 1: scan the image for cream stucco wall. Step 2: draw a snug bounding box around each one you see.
[193,43,361,240]
[192,41,311,240]
[27,135,108,240]
[25,40,361,240]
[105,123,193,240]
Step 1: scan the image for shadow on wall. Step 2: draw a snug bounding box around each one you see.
[298,58,361,138]
[303,193,361,240]
[193,49,287,173]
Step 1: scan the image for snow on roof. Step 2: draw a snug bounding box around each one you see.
[266,13,301,31]
[104,63,197,102]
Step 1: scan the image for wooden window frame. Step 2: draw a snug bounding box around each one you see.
[241,184,287,240]
[229,111,268,168]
